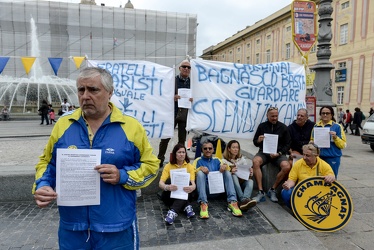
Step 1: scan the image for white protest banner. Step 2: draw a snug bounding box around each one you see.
[187,59,306,139]
[88,60,175,139]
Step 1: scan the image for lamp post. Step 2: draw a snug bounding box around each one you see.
[310,0,335,106]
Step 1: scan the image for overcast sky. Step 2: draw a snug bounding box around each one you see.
[98,0,293,57]
[8,0,293,57]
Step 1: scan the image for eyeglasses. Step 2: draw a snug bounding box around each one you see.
[180,65,191,69]
[305,143,320,155]
[321,112,331,115]
[203,147,213,151]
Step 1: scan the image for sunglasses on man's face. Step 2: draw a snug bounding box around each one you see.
[203,147,213,151]
[180,65,191,69]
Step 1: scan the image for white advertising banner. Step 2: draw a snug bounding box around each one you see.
[187,59,306,139]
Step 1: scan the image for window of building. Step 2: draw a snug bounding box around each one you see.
[267,35,271,40]
[247,43,251,49]
[340,24,348,45]
[310,44,316,53]
[286,26,291,32]
[237,47,241,52]
[222,54,225,59]
[246,56,251,64]
[256,53,260,64]
[338,62,346,68]
[237,59,241,63]
[256,39,260,44]
[341,1,349,9]
[266,50,271,63]
[337,86,344,105]
[286,43,291,59]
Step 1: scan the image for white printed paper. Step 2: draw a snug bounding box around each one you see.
[169,168,187,181]
[170,172,190,200]
[313,127,331,148]
[56,149,101,206]
[235,165,251,181]
[263,133,278,154]
[208,171,225,194]
[177,88,192,108]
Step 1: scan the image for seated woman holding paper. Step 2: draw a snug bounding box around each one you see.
[222,140,257,212]
[159,144,196,225]
[281,143,335,209]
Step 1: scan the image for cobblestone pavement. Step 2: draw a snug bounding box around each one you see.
[0,196,274,249]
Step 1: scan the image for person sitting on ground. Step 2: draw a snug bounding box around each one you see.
[1,105,10,120]
[281,143,335,209]
[222,140,257,212]
[252,106,292,203]
[159,144,196,225]
[194,141,242,219]
[287,108,315,166]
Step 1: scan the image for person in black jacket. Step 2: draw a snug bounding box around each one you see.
[38,100,49,125]
[353,107,363,136]
[251,107,291,203]
[287,108,315,165]
[157,60,192,168]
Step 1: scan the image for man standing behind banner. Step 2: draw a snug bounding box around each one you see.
[33,67,159,249]
[252,107,292,203]
[158,60,193,168]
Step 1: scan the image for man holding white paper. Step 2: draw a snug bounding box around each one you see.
[252,106,291,203]
[194,141,242,219]
[33,67,159,250]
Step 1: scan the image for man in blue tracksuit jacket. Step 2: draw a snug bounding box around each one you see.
[33,67,159,250]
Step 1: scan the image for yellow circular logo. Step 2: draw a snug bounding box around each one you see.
[291,177,353,232]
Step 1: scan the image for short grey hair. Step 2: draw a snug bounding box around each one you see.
[179,59,190,67]
[298,108,309,117]
[77,67,114,93]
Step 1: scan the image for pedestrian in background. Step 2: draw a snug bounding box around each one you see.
[33,67,159,250]
[353,107,364,136]
[38,100,49,125]
[343,109,352,134]
[48,105,56,124]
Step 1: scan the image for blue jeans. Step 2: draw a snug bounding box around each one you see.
[281,187,294,209]
[196,170,237,203]
[232,174,253,202]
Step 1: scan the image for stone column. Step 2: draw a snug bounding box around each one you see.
[310,0,335,106]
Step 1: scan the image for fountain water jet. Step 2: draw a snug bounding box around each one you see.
[0,17,78,113]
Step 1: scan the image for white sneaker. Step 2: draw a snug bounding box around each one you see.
[267,189,278,203]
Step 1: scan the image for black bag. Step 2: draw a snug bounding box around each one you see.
[175,108,188,122]
[58,109,63,116]
[350,124,357,130]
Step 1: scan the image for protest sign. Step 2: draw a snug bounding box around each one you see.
[88,60,175,138]
[187,59,306,139]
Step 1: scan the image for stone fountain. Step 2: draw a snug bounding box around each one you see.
[0,17,77,114]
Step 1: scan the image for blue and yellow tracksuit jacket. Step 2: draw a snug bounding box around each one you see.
[32,103,159,232]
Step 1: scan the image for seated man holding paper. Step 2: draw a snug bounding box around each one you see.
[252,106,292,203]
[159,144,196,225]
[222,140,257,211]
[194,141,242,219]
[281,143,335,209]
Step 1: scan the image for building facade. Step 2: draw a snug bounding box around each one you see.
[0,0,197,79]
[201,0,374,115]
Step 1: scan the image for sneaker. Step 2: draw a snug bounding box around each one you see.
[184,205,195,218]
[267,189,278,203]
[252,190,266,203]
[164,209,178,225]
[227,201,242,217]
[239,198,257,211]
[199,203,209,219]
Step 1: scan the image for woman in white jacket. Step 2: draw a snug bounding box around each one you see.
[222,140,257,211]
